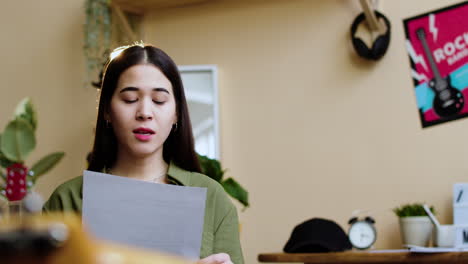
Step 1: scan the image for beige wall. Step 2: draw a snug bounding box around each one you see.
[0,1,96,199]
[142,0,468,263]
[2,0,468,263]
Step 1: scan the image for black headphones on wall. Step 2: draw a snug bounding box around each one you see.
[350,11,391,60]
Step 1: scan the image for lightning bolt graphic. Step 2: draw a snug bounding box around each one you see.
[411,69,428,82]
[429,14,438,42]
[406,40,428,72]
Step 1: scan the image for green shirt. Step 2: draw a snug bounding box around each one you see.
[43,164,244,264]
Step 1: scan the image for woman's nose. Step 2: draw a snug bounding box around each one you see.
[136,99,153,120]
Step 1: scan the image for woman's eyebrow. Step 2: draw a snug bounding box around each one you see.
[153,88,170,94]
[119,87,139,93]
[119,87,170,94]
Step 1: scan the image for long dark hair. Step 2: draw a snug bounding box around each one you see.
[87,44,201,173]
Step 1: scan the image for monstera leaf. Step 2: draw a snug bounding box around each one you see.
[197,153,249,209]
[0,118,36,162]
[198,154,224,182]
[222,178,249,208]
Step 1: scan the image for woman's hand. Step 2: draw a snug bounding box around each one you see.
[197,253,233,264]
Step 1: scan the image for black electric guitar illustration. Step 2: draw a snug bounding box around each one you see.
[416,27,464,118]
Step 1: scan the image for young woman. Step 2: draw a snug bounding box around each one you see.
[43,44,243,264]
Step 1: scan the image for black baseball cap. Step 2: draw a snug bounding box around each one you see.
[283,218,352,253]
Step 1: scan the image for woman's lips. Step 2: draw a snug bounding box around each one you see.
[134,133,153,141]
[133,127,155,141]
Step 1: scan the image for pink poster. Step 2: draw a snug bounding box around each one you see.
[404,1,468,127]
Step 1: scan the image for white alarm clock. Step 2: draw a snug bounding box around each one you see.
[348,216,377,250]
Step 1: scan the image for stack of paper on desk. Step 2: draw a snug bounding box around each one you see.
[82,170,207,260]
[406,245,468,253]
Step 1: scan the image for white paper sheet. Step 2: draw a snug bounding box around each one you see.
[406,245,468,253]
[82,170,207,259]
[368,249,409,253]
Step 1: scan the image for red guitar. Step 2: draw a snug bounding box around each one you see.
[5,163,28,201]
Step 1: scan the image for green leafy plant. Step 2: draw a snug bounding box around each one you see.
[84,0,112,86]
[393,203,435,217]
[198,154,249,210]
[0,98,65,201]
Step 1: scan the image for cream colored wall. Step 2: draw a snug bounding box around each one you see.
[2,0,467,263]
[0,1,96,201]
[142,0,468,263]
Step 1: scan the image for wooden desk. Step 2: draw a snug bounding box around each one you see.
[258,251,468,264]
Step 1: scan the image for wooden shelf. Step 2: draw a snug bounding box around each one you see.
[258,251,468,264]
[113,0,212,14]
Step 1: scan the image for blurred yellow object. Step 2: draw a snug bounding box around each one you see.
[0,213,191,264]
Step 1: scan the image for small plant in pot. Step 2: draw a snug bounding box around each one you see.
[393,203,436,247]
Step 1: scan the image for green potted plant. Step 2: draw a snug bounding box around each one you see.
[393,203,435,247]
[0,98,64,206]
[197,154,249,210]
[84,0,112,86]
